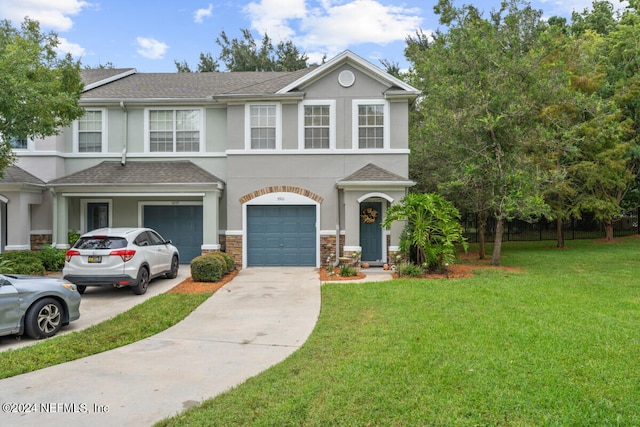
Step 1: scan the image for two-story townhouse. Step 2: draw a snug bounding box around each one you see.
[5,50,418,268]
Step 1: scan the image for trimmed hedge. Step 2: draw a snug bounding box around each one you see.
[0,251,46,275]
[190,252,235,282]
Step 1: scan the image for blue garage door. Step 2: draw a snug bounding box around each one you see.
[247,205,316,266]
[144,205,203,263]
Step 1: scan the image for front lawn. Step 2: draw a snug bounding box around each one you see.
[158,238,640,426]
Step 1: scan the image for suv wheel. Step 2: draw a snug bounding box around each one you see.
[165,256,179,279]
[132,267,149,295]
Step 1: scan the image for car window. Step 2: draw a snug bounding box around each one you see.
[75,237,127,249]
[147,231,165,245]
[134,232,151,247]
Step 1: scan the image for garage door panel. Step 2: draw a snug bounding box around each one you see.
[144,205,202,263]
[247,205,316,266]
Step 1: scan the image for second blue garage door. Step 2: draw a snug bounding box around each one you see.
[143,205,203,263]
[247,205,316,266]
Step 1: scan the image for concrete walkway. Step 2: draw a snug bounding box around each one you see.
[0,267,321,426]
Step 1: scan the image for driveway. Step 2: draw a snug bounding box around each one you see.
[0,267,321,426]
[0,266,191,352]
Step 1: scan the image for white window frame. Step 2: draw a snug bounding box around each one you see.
[352,99,390,150]
[144,108,205,153]
[298,100,336,150]
[245,103,282,150]
[5,136,33,151]
[73,108,107,153]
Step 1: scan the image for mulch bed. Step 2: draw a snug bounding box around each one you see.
[167,270,238,295]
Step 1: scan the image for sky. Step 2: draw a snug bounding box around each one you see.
[0,0,629,72]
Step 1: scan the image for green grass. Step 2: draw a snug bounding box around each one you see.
[0,293,210,379]
[158,238,640,426]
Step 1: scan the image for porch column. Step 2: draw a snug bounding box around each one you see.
[201,190,220,252]
[52,192,69,249]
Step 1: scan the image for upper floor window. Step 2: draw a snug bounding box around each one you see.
[8,136,28,150]
[148,109,201,152]
[246,104,280,150]
[76,109,106,153]
[299,100,338,150]
[356,103,385,149]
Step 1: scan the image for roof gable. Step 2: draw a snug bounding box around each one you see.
[276,50,420,96]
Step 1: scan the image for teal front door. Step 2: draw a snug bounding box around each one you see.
[360,202,382,262]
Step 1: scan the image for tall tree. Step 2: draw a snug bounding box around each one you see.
[0,18,84,174]
[176,29,308,72]
[406,0,549,265]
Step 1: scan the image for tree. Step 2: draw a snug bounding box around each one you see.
[382,193,467,271]
[0,18,84,174]
[405,0,549,265]
[176,29,308,72]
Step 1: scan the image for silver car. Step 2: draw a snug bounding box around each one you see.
[63,227,180,295]
[0,274,81,339]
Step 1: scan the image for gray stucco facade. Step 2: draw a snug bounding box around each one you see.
[3,51,418,267]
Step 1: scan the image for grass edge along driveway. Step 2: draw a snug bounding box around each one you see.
[158,238,640,426]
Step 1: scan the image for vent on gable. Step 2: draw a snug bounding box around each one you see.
[338,70,355,88]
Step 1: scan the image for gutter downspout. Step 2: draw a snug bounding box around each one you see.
[334,186,341,267]
[120,101,128,165]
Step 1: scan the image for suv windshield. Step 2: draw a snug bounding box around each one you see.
[75,237,127,250]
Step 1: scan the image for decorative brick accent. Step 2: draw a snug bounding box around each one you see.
[239,186,323,204]
[225,234,243,267]
[320,234,345,267]
[31,234,52,251]
[218,234,226,252]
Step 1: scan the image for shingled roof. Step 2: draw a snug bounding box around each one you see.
[48,161,223,186]
[0,165,45,186]
[340,163,411,183]
[81,67,315,99]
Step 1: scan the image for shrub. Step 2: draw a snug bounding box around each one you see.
[0,251,46,275]
[396,262,424,278]
[68,229,81,247]
[190,252,235,282]
[339,264,358,277]
[38,245,66,271]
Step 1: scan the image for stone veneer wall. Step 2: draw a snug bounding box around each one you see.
[224,235,243,268]
[30,234,52,251]
[320,234,345,267]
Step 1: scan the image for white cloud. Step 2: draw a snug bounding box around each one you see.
[537,0,628,16]
[136,37,168,60]
[56,37,85,57]
[194,4,213,24]
[244,0,422,59]
[0,0,89,31]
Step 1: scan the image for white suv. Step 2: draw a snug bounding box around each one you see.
[63,227,179,295]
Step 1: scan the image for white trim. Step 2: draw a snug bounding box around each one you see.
[30,230,53,235]
[62,193,207,197]
[80,198,112,233]
[225,230,243,235]
[83,69,136,91]
[143,107,205,153]
[320,229,345,235]
[298,100,336,150]
[351,99,390,150]
[389,246,401,252]
[243,192,320,268]
[0,195,8,204]
[244,103,282,150]
[201,244,221,251]
[5,245,31,251]
[226,148,410,155]
[343,245,362,252]
[357,192,394,203]
[73,108,107,154]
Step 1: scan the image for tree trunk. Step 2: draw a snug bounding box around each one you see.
[556,217,565,249]
[477,211,487,260]
[604,219,614,241]
[491,218,504,266]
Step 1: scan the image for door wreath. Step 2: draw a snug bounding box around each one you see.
[361,207,378,224]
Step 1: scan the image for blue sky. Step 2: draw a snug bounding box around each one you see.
[0,0,628,72]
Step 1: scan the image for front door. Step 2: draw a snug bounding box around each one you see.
[360,201,382,262]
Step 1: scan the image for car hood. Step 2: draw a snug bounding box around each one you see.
[1,274,75,293]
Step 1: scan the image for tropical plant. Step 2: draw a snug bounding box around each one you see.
[382,193,467,272]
